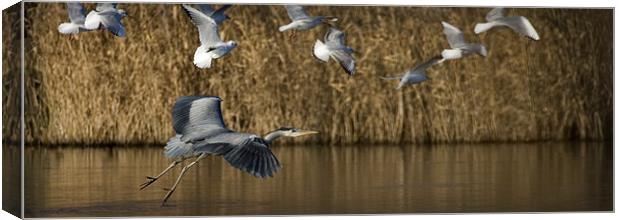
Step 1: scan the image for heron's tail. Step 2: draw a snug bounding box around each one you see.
[474,22,496,34]
[164,135,194,158]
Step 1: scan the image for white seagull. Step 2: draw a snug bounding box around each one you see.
[279,5,337,35]
[196,4,232,25]
[58,3,90,34]
[381,56,444,89]
[440,21,487,61]
[84,3,127,37]
[474,8,540,40]
[182,4,237,69]
[313,27,356,75]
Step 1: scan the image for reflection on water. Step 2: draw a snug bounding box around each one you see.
[22,142,612,217]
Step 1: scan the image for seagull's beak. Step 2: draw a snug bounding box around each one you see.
[292,130,319,137]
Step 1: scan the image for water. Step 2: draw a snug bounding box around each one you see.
[19,142,612,217]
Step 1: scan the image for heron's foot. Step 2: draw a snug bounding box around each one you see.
[161,188,177,206]
[139,176,158,190]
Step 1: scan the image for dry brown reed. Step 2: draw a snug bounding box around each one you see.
[3,3,612,145]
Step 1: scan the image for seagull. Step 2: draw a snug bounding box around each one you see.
[196,4,232,25]
[440,21,487,61]
[381,56,444,89]
[474,8,540,40]
[182,4,237,69]
[58,3,90,35]
[279,5,338,37]
[84,3,127,37]
[313,27,356,75]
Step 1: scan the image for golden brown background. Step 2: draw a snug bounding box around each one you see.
[2,3,613,145]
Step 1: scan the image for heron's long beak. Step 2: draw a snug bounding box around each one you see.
[292,130,319,137]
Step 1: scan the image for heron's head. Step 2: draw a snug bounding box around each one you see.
[276,127,319,137]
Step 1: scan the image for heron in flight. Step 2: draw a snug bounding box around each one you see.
[313,27,356,75]
[139,96,318,205]
[279,5,338,38]
[182,4,237,69]
[84,3,127,37]
[381,56,444,89]
[58,3,91,35]
[474,8,540,40]
[195,4,233,25]
[440,21,487,61]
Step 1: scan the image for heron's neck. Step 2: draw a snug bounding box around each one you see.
[264,130,286,144]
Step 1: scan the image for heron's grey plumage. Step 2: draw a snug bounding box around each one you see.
[313,27,356,75]
[474,8,540,40]
[440,21,487,61]
[182,4,237,68]
[382,56,443,89]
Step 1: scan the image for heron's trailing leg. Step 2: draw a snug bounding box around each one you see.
[161,153,207,206]
[139,158,186,190]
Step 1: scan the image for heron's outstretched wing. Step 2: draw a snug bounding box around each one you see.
[284,5,310,21]
[182,4,222,46]
[485,7,505,21]
[499,16,540,40]
[96,3,117,12]
[441,21,466,48]
[172,96,228,136]
[194,134,282,178]
[66,3,86,24]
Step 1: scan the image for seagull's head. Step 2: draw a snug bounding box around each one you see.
[227,41,238,48]
[118,9,128,17]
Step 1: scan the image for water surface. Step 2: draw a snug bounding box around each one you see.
[21,142,612,217]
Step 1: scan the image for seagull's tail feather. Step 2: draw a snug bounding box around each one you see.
[58,23,80,34]
[474,22,496,34]
[323,16,338,22]
[194,48,213,69]
[278,23,294,32]
[164,135,194,158]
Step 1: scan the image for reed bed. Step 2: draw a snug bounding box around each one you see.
[2,3,613,145]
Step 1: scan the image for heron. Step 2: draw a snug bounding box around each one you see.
[139,96,318,205]
[182,4,237,69]
[474,8,540,40]
[313,27,356,75]
[57,3,91,35]
[84,3,127,37]
[381,56,444,89]
[440,21,487,61]
[195,4,233,25]
[279,5,338,38]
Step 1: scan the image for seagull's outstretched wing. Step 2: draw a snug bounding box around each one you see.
[441,21,466,48]
[182,4,222,46]
[485,7,505,21]
[500,16,540,40]
[96,3,117,12]
[284,5,310,21]
[99,13,126,37]
[66,3,86,24]
[197,4,215,15]
[411,56,443,72]
[325,27,346,46]
[332,50,356,75]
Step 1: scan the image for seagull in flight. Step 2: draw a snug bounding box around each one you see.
[474,7,540,40]
[381,56,444,89]
[196,4,232,25]
[313,27,356,75]
[279,5,338,37]
[84,3,127,37]
[182,4,237,69]
[58,3,91,35]
[440,21,487,61]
